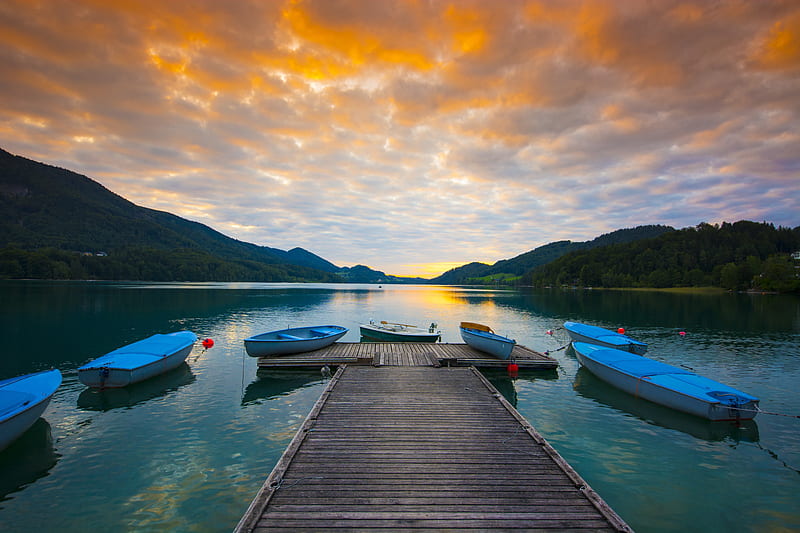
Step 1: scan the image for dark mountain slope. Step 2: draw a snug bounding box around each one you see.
[0,148,338,281]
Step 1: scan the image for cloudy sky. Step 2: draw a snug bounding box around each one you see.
[1,1,798,277]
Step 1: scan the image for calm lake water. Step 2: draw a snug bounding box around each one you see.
[1,281,798,532]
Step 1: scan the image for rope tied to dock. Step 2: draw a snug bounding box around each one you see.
[270,475,325,491]
[544,342,569,355]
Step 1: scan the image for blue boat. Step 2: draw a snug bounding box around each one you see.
[0,369,62,451]
[78,331,197,388]
[572,342,759,420]
[245,325,348,357]
[564,321,648,355]
[459,322,516,360]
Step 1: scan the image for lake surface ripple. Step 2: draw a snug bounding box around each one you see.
[1,281,798,532]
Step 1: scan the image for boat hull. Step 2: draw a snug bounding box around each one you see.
[460,327,515,360]
[359,323,440,343]
[572,342,759,421]
[78,331,197,388]
[564,321,648,355]
[0,369,62,451]
[245,325,348,357]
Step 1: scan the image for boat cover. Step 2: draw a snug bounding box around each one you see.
[0,390,33,418]
[573,342,758,404]
[564,322,647,350]
[78,332,196,371]
[0,370,62,421]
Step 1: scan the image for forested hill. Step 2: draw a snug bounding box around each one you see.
[0,148,341,281]
[524,221,800,292]
[430,225,673,285]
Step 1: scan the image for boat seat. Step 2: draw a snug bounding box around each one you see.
[309,329,329,336]
[277,333,303,340]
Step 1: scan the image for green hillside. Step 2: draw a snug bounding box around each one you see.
[0,148,339,282]
[524,221,800,292]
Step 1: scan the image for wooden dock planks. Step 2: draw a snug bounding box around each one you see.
[256,342,558,370]
[236,366,632,532]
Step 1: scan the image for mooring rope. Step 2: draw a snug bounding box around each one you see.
[543,342,570,355]
[730,405,800,419]
[271,475,325,490]
[240,345,247,402]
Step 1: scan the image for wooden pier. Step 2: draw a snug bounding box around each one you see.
[236,364,632,532]
[256,342,559,370]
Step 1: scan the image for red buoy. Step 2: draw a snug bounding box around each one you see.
[202,338,214,349]
[507,362,519,377]
[617,327,626,334]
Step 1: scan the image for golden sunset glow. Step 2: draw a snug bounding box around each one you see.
[0,0,797,277]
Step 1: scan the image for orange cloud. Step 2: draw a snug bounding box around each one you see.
[667,3,704,24]
[600,104,640,133]
[523,1,687,87]
[279,1,435,76]
[444,4,488,54]
[752,11,800,70]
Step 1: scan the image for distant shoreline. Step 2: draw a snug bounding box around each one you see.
[605,286,725,294]
[598,286,781,295]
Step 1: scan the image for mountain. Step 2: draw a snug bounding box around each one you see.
[9,148,790,290]
[285,247,340,273]
[0,148,342,282]
[337,264,428,284]
[430,225,674,284]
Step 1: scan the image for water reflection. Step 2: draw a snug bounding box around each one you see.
[482,369,558,407]
[76,364,196,412]
[242,370,324,405]
[514,288,800,334]
[573,368,760,443]
[0,281,346,377]
[0,419,59,504]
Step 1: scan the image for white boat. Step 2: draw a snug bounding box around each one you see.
[244,325,348,357]
[564,321,648,355]
[0,369,62,451]
[572,341,759,420]
[78,331,197,388]
[359,321,441,343]
[459,322,516,360]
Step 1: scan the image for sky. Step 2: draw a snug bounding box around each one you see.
[0,1,798,277]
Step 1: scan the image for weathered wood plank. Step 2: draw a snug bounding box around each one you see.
[253,517,617,530]
[236,366,631,532]
[265,484,591,495]
[260,511,608,520]
[267,495,595,505]
[254,528,614,533]
[257,342,558,369]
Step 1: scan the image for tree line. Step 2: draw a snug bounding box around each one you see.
[522,221,800,293]
[0,246,339,283]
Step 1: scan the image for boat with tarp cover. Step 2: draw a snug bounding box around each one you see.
[572,341,759,420]
[0,369,62,451]
[78,331,197,388]
[564,321,648,355]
